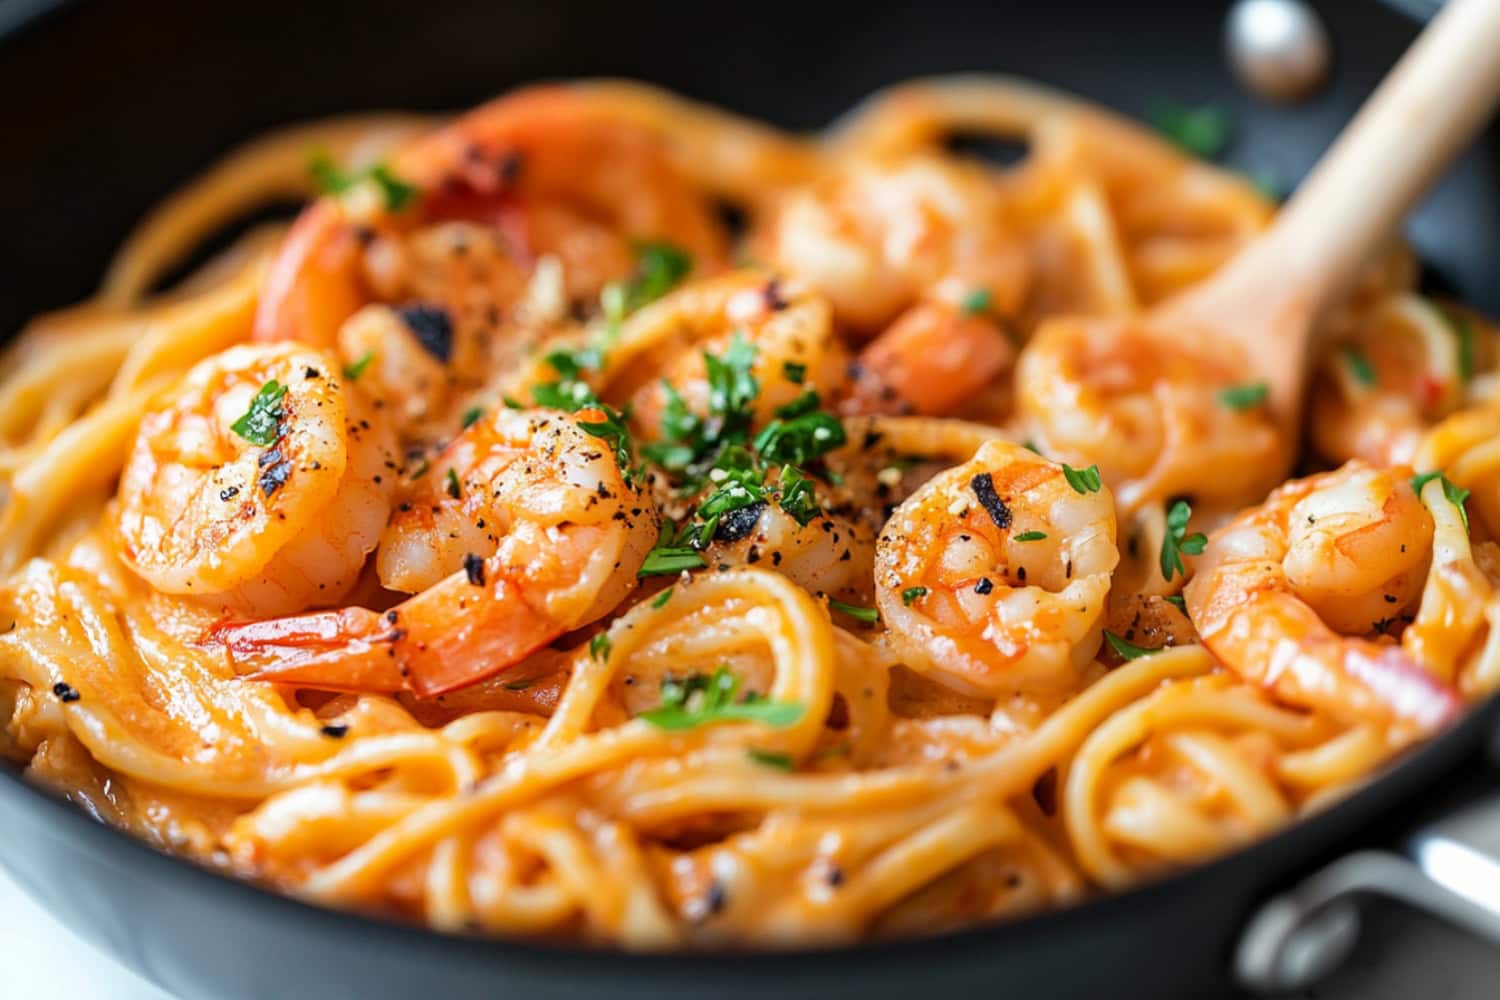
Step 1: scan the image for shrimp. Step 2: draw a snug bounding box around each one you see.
[594,270,851,437]
[840,288,1017,418]
[1015,315,1285,513]
[254,84,728,353]
[1310,295,1499,467]
[701,499,877,606]
[875,439,1119,696]
[212,406,659,696]
[752,153,1029,335]
[114,342,397,616]
[1184,462,1460,736]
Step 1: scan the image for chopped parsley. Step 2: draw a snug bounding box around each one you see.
[615,242,693,316]
[230,380,287,446]
[444,468,462,499]
[638,522,708,577]
[527,352,642,485]
[1217,382,1269,411]
[1160,499,1208,582]
[1342,346,1377,387]
[461,406,485,429]
[639,665,804,731]
[901,586,929,606]
[589,632,613,662]
[782,360,807,384]
[1164,594,1187,612]
[828,599,878,625]
[753,391,847,467]
[1411,471,1472,532]
[1062,463,1103,495]
[342,351,375,381]
[747,748,794,771]
[1104,630,1157,660]
[652,587,674,609]
[1014,530,1048,542]
[308,153,417,212]
[960,287,992,316]
[1148,101,1231,159]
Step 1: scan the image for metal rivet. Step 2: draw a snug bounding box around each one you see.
[1225,0,1332,103]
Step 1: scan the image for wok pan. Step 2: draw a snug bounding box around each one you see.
[2,1,1499,997]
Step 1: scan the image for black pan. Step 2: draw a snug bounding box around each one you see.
[2,2,1499,997]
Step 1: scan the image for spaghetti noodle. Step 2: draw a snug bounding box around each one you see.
[1,77,1496,948]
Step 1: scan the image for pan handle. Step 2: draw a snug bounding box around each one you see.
[1234,787,1500,992]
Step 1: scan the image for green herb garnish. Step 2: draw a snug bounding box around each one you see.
[747,748,794,771]
[461,406,484,429]
[638,522,708,577]
[342,351,375,382]
[589,633,613,662]
[308,153,417,212]
[960,287,992,316]
[1062,463,1103,495]
[901,586,928,606]
[1148,102,1231,159]
[828,599,878,625]
[1412,471,1472,532]
[444,468,461,499]
[1160,499,1208,582]
[1164,594,1187,612]
[782,360,807,384]
[1217,382,1269,411]
[639,665,804,731]
[1104,631,1157,661]
[1014,530,1048,542]
[1342,346,1377,387]
[230,380,287,446]
[652,587,674,609]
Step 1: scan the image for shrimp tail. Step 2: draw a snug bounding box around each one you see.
[212,575,569,697]
[210,608,409,693]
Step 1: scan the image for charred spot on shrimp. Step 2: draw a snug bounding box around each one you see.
[396,304,454,364]
[714,502,766,543]
[969,473,1012,530]
[257,446,294,499]
[462,553,486,586]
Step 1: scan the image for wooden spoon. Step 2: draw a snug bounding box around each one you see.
[1155,0,1500,444]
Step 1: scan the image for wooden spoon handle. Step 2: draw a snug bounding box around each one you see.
[1204,0,1500,319]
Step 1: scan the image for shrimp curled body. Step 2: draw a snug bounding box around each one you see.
[1185,461,1460,737]
[215,407,659,695]
[115,342,396,616]
[875,439,1119,696]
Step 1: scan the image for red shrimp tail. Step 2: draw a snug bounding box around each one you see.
[395,576,565,698]
[208,608,408,694]
[1345,644,1463,734]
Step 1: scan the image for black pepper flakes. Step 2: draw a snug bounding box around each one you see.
[462,553,486,586]
[969,472,1012,530]
[52,681,80,703]
[975,577,995,595]
[320,723,349,739]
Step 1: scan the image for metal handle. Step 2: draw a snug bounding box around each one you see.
[1236,784,1500,993]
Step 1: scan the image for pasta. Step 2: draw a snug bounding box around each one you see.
[1,76,1497,949]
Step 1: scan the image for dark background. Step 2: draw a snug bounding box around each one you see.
[0,0,1496,342]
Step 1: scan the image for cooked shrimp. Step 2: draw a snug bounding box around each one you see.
[255,85,728,349]
[841,288,1017,417]
[115,342,397,616]
[1309,295,1478,466]
[1016,315,1285,512]
[594,271,851,437]
[702,500,877,605]
[752,153,1029,335]
[212,406,658,696]
[1185,462,1459,736]
[875,439,1119,696]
